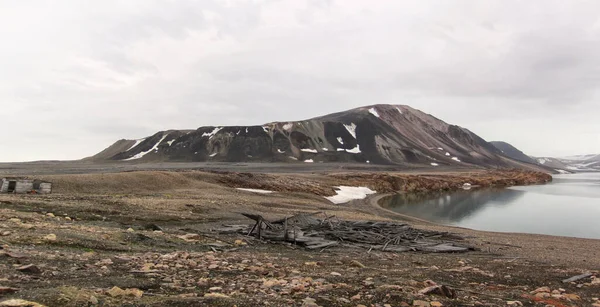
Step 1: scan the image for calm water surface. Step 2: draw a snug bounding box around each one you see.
[380,173,600,239]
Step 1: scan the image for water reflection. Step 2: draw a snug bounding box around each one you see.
[380,188,526,224]
[380,173,600,239]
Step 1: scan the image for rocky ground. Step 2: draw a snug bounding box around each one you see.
[0,168,598,307]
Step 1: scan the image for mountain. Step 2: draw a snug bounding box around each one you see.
[88,104,550,170]
[543,154,600,172]
[490,141,538,165]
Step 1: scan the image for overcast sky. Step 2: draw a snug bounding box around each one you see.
[1,0,599,162]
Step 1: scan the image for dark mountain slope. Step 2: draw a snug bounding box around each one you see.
[490,141,538,164]
[87,104,549,171]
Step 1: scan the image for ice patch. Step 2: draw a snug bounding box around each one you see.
[437,147,444,151]
[431,163,439,166]
[236,188,273,194]
[277,149,285,154]
[337,137,344,144]
[337,148,345,152]
[301,148,318,153]
[346,145,361,154]
[343,123,357,139]
[322,148,329,151]
[202,127,222,139]
[325,186,377,204]
[209,153,218,157]
[282,123,293,131]
[124,134,169,161]
[304,159,314,163]
[167,139,176,146]
[396,107,403,114]
[445,152,450,156]
[126,138,146,152]
[368,107,380,118]
[366,160,370,163]
[452,157,461,162]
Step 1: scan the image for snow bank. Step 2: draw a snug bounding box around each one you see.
[304,159,314,163]
[325,186,377,204]
[452,157,461,162]
[301,148,318,153]
[236,188,273,194]
[431,163,439,166]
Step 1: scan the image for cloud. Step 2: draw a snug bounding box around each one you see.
[1,0,599,161]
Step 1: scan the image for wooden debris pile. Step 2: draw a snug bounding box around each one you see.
[216,212,474,253]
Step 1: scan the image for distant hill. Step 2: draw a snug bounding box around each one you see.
[87,104,551,171]
[490,141,538,165]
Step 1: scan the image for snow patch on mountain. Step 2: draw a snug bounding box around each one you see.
[202,127,222,139]
[125,134,169,161]
[126,138,146,152]
[368,107,380,118]
[343,123,357,139]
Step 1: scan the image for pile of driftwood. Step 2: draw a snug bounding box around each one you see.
[216,212,473,253]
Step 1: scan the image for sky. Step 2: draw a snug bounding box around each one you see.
[1,0,600,162]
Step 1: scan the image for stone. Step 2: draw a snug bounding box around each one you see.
[563,293,581,301]
[350,260,366,268]
[234,240,246,245]
[305,262,318,266]
[330,272,341,277]
[43,234,57,242]
[506,301,523,306]
[126,228,135,233]
[204,293,231,299]
[413,300,431,307]
[1,231,11,236]
[88,296,98,305]
[534,292,550,299]
[531,286,551,294]
[0,299,46,307]
[16,264,41,274]
[209,287,222,292]
[106,287,143,298]
[430,302,443,307]
[351,294,361,301]
[357,305,367,307]
[46,213,55,217]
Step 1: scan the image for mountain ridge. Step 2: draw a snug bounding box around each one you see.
[88,104,551,172]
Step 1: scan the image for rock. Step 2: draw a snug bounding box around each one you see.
[64,217,72,221]
[304,262,318,266]
[0,300,45,307]
[126,228,135,233]
[357,305,367,307]
[302,297,319,307]
[43,234,57,242]
[178,233,201,241]
[89,296,98,305]
[506,301,523,306]
[413,300,431,307]
[330,272,341,277]
[531,286,551,294]
[430,302,443,307]
[204,293,231,299]
[0,287,19,294]
[534,292,550,299]
[593,303,600,307]
[209,287,223,292]
[106,287,143,298]
[16,264,41,274]
[563,293,581,301]
[350,260,366,268]
[418,285,457,299]
[350,294,361,301]
[1,232,11,236]
[337,298,351,303]
[46,213,55,217]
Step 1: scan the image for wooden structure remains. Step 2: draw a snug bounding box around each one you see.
[216,212,474,253]
[0,178,52,194]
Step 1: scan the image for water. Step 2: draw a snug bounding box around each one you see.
[380,173,600,239]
